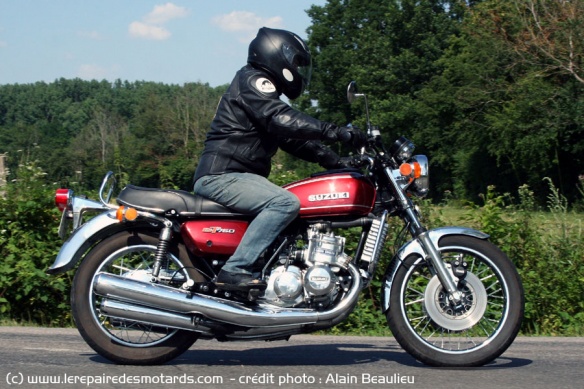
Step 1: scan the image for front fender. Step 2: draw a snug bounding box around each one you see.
[47,211,122,274]
[381,226,489,313]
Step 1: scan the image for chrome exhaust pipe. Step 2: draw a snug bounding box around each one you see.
[93,264,362,328]
[101,299,326,340]
[100,298,213,333]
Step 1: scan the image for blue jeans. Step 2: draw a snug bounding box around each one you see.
[193,172,300,276]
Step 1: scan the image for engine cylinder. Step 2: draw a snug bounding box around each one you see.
[309,234,343,265]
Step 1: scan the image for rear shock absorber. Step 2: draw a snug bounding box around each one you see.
[151,223,173,282]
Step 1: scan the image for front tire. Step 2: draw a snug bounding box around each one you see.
[387,236,524,367]
[71,229,203,365]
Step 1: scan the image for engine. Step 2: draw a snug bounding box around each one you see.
[262,226,353,309]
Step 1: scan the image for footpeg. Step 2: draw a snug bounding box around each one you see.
[247,288,263,302]
[215,278,267,292]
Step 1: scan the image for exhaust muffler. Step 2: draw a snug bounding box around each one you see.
[100,298,210,332]
[93,264,361,329]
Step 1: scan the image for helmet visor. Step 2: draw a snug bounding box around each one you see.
[282,43,312,86]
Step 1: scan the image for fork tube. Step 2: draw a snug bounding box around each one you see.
[417,232,460,297]
[384,166,461,300]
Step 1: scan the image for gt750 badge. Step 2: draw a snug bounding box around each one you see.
[308,192,350,202]
[202,227,236,234]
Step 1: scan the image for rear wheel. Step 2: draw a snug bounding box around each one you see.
[387,236,524,367]
[71,229,204,365]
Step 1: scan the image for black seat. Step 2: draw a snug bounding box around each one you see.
[116,185,243,217]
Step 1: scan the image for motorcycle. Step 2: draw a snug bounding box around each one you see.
[47,82,524,367]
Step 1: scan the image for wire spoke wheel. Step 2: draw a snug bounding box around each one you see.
[387,235,524,367]
[407,252,503,348]
[71,230,202,365]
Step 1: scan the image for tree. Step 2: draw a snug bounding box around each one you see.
[303,0,583,203]
[304,0,467,135]
[0,80,227,191]
[302,0,474,198]
[456,0,584,201]
[496,0,584,84]
[405,0,584,202]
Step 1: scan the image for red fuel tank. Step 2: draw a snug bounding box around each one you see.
[284,171,376,218]
[180,220,248,256]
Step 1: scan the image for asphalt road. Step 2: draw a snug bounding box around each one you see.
[0,327,582,389]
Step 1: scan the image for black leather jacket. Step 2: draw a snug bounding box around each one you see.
[193,65,342,183]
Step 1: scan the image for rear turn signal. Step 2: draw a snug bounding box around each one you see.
[116,206,138,222]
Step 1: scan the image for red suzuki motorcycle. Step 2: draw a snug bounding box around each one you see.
[48,82,524,367]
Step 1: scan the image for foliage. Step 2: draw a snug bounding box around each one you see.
[1,162,583,335]
[494,0,584,84]
[303,0,584,205]
[0,79,226,191]
[0,160,71,326]
[304,0,465,127]
[456,181,583,335]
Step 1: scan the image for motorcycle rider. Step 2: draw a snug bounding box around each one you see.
[193,27,366,291]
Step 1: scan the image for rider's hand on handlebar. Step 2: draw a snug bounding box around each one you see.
[337,126,368,149]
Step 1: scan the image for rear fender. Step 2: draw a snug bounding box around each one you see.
[380,227,489,313]
[46,212,161,274]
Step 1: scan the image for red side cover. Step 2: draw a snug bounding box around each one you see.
[180,220,248,256]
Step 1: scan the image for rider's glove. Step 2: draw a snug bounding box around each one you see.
[337,126,368,148]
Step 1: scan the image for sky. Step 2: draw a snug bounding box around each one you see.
[0,0,327,87]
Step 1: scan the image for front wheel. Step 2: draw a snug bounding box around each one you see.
[71,229,204,365]
[386,235,524,367]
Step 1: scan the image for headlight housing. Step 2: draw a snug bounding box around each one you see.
[409,155,429,197]
[389,136,415,163]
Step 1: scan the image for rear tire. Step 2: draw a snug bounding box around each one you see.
[387,236,524,367]
[71,229,203,365]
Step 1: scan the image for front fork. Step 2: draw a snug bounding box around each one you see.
[402,207,463,304]
[385,167,462,304]
[416,229,462,302]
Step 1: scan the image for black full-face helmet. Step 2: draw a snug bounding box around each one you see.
[247,27,312,100]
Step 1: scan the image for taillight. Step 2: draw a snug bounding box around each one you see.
[55,188,72,212]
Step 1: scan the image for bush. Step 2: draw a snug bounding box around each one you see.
[454,181,583,335]
[0,161,72,326]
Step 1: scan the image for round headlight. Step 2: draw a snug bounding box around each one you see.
[389,136,415,163]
